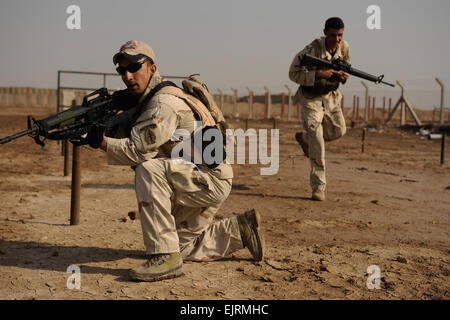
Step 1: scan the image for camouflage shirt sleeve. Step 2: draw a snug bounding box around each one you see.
[288,40,317,86]
[106,94,180,166]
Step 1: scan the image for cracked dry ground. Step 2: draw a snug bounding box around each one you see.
[0,105,449,300]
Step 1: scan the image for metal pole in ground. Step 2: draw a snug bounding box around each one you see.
[57,71,64,156]
[372,97,376,121]
[356,97,360,122]
[361,81,369,122]
[361,128,366,153]
[230,88,238,118]
[245,87,253,119]
[436,78,445,125]
[284,85,292,121]
[440,130,445,166]
[397,80,406,126]
[264,86,271,119]
[389,98,392,115]
[352,95,356,121]
[63,140,70,176]
[70,145,82,225]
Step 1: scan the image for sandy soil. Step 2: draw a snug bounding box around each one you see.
[0,104,449,300]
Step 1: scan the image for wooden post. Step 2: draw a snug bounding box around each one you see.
[382,96,386,121]
[281,93,286,118]
[368,95,371,121]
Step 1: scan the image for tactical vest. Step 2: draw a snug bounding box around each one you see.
[302,37,347,96]
[151,77,231,168]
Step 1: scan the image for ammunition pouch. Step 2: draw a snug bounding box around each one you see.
[301,77,340,97]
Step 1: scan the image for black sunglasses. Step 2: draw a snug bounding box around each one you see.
[116,57,151,75]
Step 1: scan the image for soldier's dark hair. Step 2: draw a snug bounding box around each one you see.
[325,17,344,31]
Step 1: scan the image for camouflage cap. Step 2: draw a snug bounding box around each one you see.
[113,40,156,65]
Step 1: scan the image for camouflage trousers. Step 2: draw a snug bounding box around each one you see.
[299,90,346,192]
[134,158,243,261]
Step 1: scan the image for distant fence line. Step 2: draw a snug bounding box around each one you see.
[1,86,448,124]
[0,87,93,107]
[0,87,238,107]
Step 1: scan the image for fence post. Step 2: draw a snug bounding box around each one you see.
[230,88,238,118]
[352,95,356,121]
[264,86,271,119]
[245,87,253,119]
[284,84,292,121]
[361,81,369,122]
[372,97,376,121]
[217,89,223,111]
[436,78,445,125]
[357,96,360,121]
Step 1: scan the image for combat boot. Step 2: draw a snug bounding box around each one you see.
[237,209,265,261]
[312,189,325,201]
[295,132,309,158]
[129,252,184,282]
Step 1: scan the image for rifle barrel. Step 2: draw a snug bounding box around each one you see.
[381,80,396,88]
[0,127,38,145]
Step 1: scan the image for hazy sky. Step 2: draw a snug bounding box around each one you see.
[1,0,449,108]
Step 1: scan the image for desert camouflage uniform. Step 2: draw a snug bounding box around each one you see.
[106,71,243,261]
[289,37,349,192]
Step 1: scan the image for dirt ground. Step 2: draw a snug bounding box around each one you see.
[0,103,449,300]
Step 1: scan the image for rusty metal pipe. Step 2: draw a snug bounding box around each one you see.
[70,145,82,225]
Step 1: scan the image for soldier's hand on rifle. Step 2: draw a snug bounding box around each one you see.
[70,124,105,149]
[315,69,337,80]
[335,71,349,83]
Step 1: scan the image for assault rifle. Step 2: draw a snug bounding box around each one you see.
[300,54,395,87]
[0,88,138,146]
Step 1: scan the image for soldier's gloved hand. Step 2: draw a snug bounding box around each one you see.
[70,124,105,148]
[86,124,105,149]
